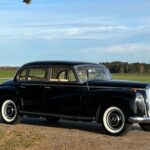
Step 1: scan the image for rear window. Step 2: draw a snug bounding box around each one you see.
[49,66,77,82]
[17,67,48,81]
[18,68,27,81]
[28,68,47,81]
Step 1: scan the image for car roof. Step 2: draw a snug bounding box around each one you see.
[22,61,106,68]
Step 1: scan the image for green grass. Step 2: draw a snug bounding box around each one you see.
[0,70,17,78]
[112,73,150,83]
[0,70,17,83]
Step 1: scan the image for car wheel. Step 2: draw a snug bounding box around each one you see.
[139,123,150,131]
[1,98,22,124]
[102,106,131,136]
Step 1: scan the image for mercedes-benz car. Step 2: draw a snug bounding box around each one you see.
[0,61,150,136]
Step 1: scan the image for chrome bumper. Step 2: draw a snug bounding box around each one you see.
[128,117,150,123]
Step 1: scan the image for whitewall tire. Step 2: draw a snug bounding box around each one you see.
[102,106,130,136]
[1,99,22,124]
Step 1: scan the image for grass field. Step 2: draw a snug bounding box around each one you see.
[0,70,17,78]
[112,73,150,83]
[0,69,149,83]
[0,70,17,83]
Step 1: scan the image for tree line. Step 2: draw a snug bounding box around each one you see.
[101,62,150,74]
[0,67,18,70]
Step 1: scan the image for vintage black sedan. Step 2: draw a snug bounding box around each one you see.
[0,61,150,136]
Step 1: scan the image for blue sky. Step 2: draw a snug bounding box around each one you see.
[0,0,150,66]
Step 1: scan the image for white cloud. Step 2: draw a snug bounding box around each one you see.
[105,43,150,54]
[0,24,130,40]
[0,23,150,41]
[83,43,150,55]
[22,25,129,40]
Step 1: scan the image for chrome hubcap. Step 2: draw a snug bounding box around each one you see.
[5,103,16,119]
[108,113,121,127]
[107,111,123,130]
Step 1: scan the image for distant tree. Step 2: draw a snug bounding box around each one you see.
[139,64,145,74]
[101,61,150,74]
[23,0,32,4]
[120,66,125,73]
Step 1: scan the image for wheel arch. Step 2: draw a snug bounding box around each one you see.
[85,90,137,122]
[95,98,132,123]
[0,86,22,110]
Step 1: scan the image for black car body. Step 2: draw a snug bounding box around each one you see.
[0,61,150,136]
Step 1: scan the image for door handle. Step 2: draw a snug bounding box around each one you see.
[45,86,51,89]
[20,85,26,89]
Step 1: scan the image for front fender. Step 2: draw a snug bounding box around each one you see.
[81,89,137,119]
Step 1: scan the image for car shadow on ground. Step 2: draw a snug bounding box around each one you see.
[0,117,142,134]
[132,124,143,131]
[20,117,143,134]
[20,117,105,135]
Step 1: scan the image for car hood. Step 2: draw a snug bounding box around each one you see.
[87,79,149,89]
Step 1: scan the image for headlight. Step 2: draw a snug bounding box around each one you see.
[146,85,150,116]
[136,92,145,104]
[146,87,150,104]
[135,92,146,115]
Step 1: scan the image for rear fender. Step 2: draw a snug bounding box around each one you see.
[0,86,22,109]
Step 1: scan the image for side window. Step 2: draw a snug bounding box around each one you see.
[50,66,77,82]
[28,68,47,81]
[68,70,76,82]
[58,71,67,81]
[18,68,27,81]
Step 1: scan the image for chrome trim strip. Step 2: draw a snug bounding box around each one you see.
[128,117,150,123]
[20,83,146,91]
[87,86,145,91]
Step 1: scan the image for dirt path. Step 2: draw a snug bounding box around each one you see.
[0,118,150,150]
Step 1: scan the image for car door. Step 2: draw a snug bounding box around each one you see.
[18,66,48,112]
[44,66,87,116]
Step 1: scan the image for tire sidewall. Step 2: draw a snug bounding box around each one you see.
[102,106,128,136]
[1,99,18,123]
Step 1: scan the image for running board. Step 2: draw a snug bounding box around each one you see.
[19,111,95,121]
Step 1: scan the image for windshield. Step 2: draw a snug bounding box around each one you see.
[76,66,112,82]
